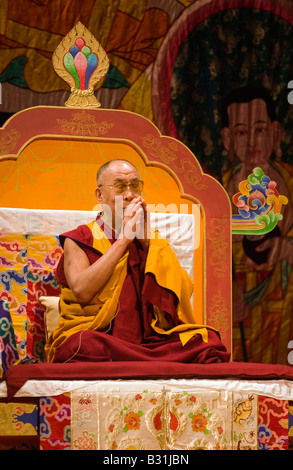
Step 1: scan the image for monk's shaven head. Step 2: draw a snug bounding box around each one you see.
[96,159,138,185]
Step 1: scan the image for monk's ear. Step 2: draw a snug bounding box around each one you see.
[95,186,102,203]
[272,120,283,159]
[221,127,231,152]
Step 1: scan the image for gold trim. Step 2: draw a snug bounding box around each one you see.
[207,218,228,279]
[0,129,20,155]
[56,111,114,136]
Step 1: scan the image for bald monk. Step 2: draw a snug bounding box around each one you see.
[45,160,230,363]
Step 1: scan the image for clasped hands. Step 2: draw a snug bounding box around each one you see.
[119,196,150,249]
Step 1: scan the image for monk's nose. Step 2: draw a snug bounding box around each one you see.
[124,186,134,201]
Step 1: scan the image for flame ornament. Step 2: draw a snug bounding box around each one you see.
[52,22,109,108]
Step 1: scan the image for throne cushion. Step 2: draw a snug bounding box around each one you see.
[39,296,60,341]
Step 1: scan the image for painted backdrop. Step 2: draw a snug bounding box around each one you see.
[0,0,293,364]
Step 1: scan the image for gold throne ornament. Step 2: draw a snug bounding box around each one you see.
[52,21,109,108]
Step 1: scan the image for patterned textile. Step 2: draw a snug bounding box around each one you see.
[39,394,71,450]
[0,401,38,436]
[71,385,258,450]
[27,234,62,360]
[41,386,293,450]
[1,387,292,450]
[0,299,19,375]
[258,396,289,450]
[0,399,39,450]
[0,234,28,363]
[0,234,61,367]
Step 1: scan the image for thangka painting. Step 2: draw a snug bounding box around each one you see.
[0,0,293,364]
[152,0,293,365]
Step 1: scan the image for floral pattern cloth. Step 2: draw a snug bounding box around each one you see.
[0,234,61,368]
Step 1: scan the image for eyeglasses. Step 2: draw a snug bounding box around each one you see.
[98,180,144,195]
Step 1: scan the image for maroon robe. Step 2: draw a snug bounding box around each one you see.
[52,220,230,364]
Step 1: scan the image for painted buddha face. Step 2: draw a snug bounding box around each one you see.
[221,98,281,167]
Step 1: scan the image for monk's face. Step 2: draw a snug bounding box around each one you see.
[222,98,276,166]
[95,160,141,225]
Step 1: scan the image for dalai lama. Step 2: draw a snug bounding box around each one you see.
[45,159,229,364]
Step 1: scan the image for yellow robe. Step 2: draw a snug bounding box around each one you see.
[45,221,217,362]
